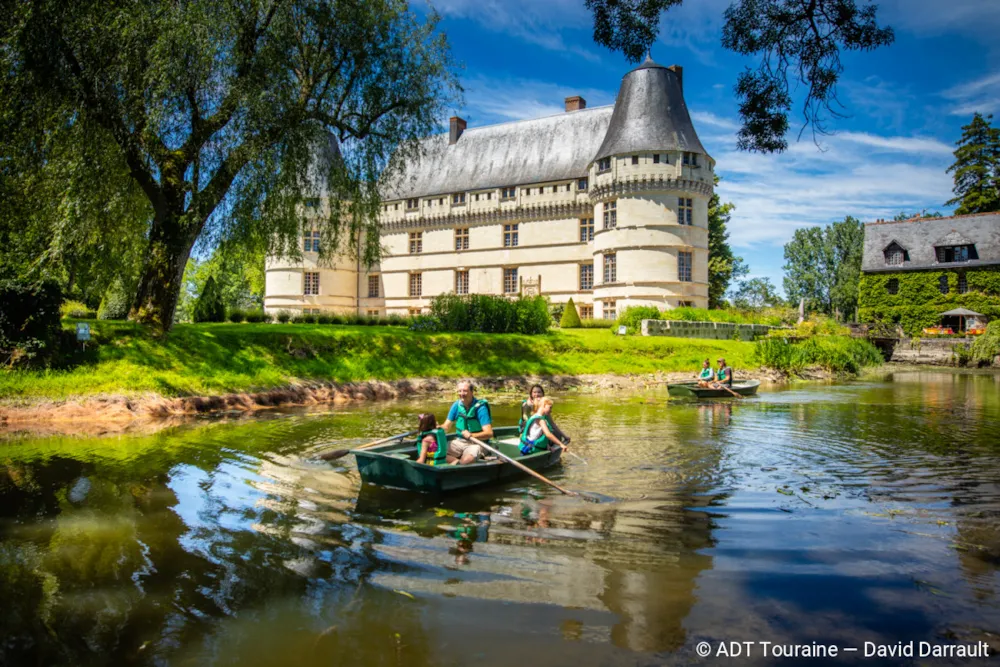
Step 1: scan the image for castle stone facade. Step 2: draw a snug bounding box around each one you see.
[264,57,714,319]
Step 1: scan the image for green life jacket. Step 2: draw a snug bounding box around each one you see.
[698,367,713,380]
[518,399,533,434]
[455,398,490,434]
[419,428,448,466]
[716,367,732,385]
[519,414,552,454]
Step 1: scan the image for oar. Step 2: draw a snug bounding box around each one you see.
[468,437,578,496]
[316,430,419,461]
[564,450,588,465]
[717,383,744,399]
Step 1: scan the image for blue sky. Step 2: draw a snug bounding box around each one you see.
[420,0,1000,295]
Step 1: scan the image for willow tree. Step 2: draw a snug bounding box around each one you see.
[1,0,459,330]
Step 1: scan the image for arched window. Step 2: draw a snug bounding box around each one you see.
[887,278,899,295]
[938,274,949,295]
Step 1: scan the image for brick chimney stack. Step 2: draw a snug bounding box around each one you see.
[564,96,587,112]
[667,65,683,92]
[449,116,467,144]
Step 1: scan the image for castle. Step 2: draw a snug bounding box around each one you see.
[264,57,714,320]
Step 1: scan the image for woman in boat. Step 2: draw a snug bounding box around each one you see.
[415,413,451,466]
[519,398,569,456]
[696,359,714,387]
[518,385,571,444]
[711,357,734,389]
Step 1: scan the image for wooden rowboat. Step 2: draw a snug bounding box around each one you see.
[666,379,761,399]
[353,426,562,493]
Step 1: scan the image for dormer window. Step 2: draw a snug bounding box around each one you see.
[935,244,977,263]
[883,242,908,266]
[597,158,611,173]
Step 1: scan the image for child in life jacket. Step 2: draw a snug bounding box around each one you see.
[415,413,451,466]
[519,398,569,456]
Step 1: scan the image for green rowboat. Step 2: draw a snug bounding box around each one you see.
[353,426,562,493]
[666,379,760,399]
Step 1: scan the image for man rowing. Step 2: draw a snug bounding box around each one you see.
[711,357,733,389]
[441,380,493,465]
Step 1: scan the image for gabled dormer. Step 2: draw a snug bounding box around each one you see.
[933,230,978,263]
[883,241,909,266]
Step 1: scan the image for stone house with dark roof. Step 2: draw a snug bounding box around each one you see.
[264,57,715,319]
[859,213,1000,333]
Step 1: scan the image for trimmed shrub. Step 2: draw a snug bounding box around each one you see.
[97,276,132,320]
[560,298,582,328]
[316,314,334,325]
[387,314,405,327]
[579,318,614,329]
[61,300,96,319]
[615,305,662,332]
[276,310,292,324]
[244,310,269,323]
[227,309,246,323]
[193,276,225,323]
[428,293,550,334]
[1,279,63,368]
[408,314,440,332]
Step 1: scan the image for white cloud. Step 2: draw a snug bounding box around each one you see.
[835,132,952,155]
[879,0,1000,44]
[941,72,1000,117]
[460,75,615,125]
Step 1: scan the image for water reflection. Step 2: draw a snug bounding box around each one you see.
[0,372,998,665]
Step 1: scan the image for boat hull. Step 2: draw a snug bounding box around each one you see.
[353,426,562,493]
[667,380,760,399]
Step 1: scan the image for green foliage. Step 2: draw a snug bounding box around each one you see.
[783,216,863,317]
[192,277,225,323]
[585,0,893,153]
[60,301,95,319]
[579,318,614,329]
[730,277,784,310]
[946,112,1000,215]
[667,306,796,327]
[276,311,292,324]
[753,336,883,374]
[971,321,1000,367]
[227,309,246,323]
[615,305,662,332]
[0,279,64,368]
[707,179,748,308]
[244,311,269,324]
[560,298,582,328]
[428,294,551,334]
[97,276,134,321]
[858,267,1000,335]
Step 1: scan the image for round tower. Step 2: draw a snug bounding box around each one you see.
[589,56,714,318]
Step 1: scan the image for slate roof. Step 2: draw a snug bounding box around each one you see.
[862,213,1000,272]
[380,58,709,201]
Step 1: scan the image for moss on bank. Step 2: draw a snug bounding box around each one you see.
[1,321,758,401]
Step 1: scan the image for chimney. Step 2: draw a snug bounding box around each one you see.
[668,65,683,92]
[565,96,587,112]
[449,116,466,144]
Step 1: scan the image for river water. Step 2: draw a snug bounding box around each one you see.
[1,370,999,666]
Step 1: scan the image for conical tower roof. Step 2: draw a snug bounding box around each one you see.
[593,56,707,162]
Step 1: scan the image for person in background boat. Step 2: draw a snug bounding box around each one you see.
[415,413,452,466]
[519,397,569,456]
[696,359,714,387]
[711,358,733,389]
[441,380,494,465]
[518,384,571,444]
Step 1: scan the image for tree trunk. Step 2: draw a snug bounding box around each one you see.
[129,211,198,332]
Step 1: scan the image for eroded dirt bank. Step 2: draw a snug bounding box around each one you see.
[0,369,811,437]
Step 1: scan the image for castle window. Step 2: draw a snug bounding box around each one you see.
[958,273,968,294]
[409,232,422,254]
[603,253,617,283]
[455,228,469,251]
[653,154,661,164]
[579,263,594,290]
[678,198,693,226]
[631,155,639,165]
[678,300,694,307]
[566,184,572,192]
[439,197,444,205]
[303,272,320,295]
[455,270,469,295]
[501,187,516,200]
[597,158,611,173]
[487,192,492,200]
[406,198,418,210]
[603,200,617,229]
[578,178,588,191]
[303,230,320,252]
[682,152,699,167]
[683,152,690,165]
[886,278,898,295]
[503,224,519,247]
[884,242,907,266]
[408,308,422,316]
[936,244,976,263]
[474,194,479,201]
[409,273,422,297]
[368,309,379,317]
[368,275,380,298]
[503,268,518,294]
[603,300,617,321]
[678,251,692,282]
[938,274,949,295]
[580,218,594,242]
[394,204,399,210]
[579,304,593,319]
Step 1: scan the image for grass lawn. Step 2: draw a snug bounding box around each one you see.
[0,321,757,401]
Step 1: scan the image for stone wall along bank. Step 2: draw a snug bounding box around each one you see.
[641,319,774,341]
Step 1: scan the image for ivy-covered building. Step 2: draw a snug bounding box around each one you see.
[859,213,1000,334]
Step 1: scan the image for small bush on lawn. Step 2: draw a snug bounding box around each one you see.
[615,305,662,332]
[408,315,440,332]
[387,314,405,327]
[276,310,292,324]
[579,318,613,329]
[61,300,96,319]
[316,314,334,325]
[227,309,246,323]
[560,298,582,328]
[244,310,269,323]
[193,276,226,323]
